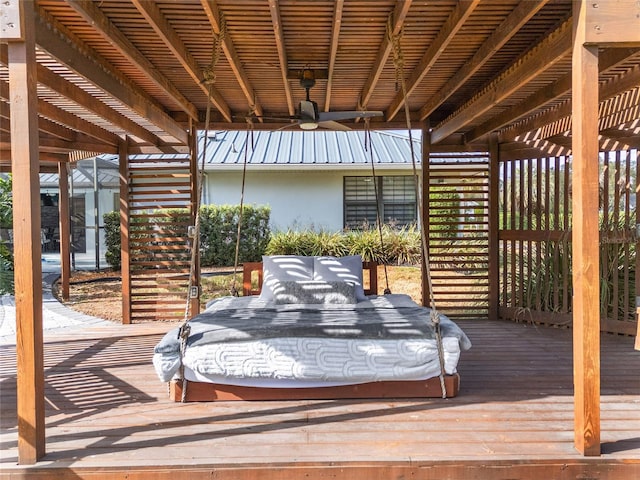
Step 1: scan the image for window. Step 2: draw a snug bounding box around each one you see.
[344,176,416,228]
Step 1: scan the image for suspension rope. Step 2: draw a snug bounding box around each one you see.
[388,18,447,399]
[229,122,254,296]
[177,22,225,402]
[364,120,391,295]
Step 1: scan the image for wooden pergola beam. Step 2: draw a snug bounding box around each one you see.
[7,0,45,464]
[268,0,295,117]
[323,0,344,112]
[468,48,640,143]
[67,0,199,120]
[358,0,412,111]
[386,0,479,122]
[131,0,232,123]
[0,98,74,142]
[37,135,118,155]
[431,19,572,144]
[201,0,264,118]
[36,13,188,146]
[501,67,640,144]
[583,0,640,47]
[465,49,636,142]
[58,161,71,301]
[418,0,549,121]
[36,100,121,147]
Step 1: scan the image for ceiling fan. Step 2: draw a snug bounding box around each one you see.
[250,68,383,130]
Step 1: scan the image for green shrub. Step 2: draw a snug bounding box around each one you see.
[103,205,270,269]
[104,211,121,269]
[0,175,13,293]
[199,204,270,266]
[0,175,12,229]
[267,225,422,265]
[0,242,13,294]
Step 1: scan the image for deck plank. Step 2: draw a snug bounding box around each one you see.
[1,320,639,478]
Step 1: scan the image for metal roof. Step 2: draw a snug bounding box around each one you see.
[94,129,487,171]
[197,129,424,170]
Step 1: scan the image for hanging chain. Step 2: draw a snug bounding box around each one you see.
[388,16,447,399]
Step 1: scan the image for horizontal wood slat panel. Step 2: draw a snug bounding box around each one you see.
[428,156,490,319]
[125,155,195,322]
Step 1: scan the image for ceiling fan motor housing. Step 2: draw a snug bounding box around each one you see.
[299,99,320,129]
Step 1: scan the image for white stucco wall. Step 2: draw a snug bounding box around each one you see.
[203,168,410,232]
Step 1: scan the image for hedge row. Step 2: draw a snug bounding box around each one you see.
[265,224,423,265]
[104,205,271,269]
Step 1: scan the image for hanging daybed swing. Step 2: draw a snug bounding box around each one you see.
[151,18,471,402]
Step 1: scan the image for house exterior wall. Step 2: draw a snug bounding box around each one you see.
[203,168,410,232]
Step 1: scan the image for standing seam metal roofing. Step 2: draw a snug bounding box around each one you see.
[196,130,425,167]
[78,130,487,173]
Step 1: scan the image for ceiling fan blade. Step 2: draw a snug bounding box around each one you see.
[318,110,383,122]
[276,123,298,131]
[245,115,300,122]
[317,120,351,131]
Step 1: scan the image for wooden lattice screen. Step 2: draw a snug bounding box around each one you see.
[121,153,198,323]
[426,154,490,320]
[499,149,638,335]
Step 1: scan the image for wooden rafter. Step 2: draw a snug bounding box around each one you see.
[0,79,119,147]
[385,0,480,121]
[34,12,188,145]
[432,18,572,143]
[130,0,232,123]
[469,48,640,143]
[31,63,163,146]
[37,100,120,147]
[418,0,549,121]
[67,0,199,120]
[38,134,117,155]
[323,0,344,112]
[268,0,294,117]
[201,0,263,118]
[358,0,412,111]
[0,98,72,141]
[500,63,640,143]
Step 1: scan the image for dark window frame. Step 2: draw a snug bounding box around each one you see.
[343,175,417,229]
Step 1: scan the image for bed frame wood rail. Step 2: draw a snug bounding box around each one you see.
[170,374,460,401]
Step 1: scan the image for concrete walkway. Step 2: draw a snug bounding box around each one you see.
[0,257,111,345]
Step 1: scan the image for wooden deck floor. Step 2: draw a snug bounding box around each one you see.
[1,319,639,479]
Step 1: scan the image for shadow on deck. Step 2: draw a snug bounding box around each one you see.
[1,319,639,479]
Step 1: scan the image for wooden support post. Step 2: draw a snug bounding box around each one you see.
[7,0,45,464]
[188,122,200,317]
[57,161,71,301]
[572,1,601,456]
[635,148,640,351]
[488,134,500,320]
[119,139,131,324]
[421,122,430,307]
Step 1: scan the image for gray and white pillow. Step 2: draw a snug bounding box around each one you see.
[272,280,357,305]
[259,255,314,302]
[313,255,366,301]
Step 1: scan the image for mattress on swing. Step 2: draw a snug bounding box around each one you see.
[153,294,472,388]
